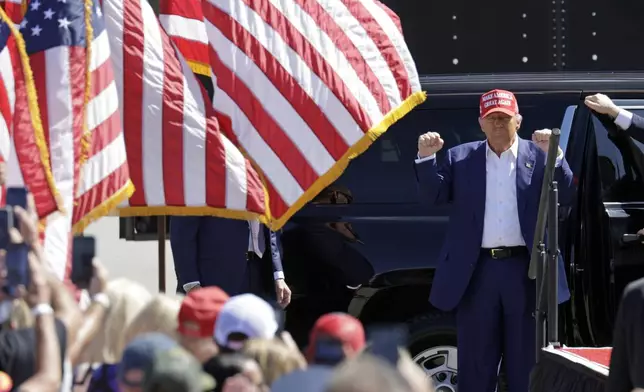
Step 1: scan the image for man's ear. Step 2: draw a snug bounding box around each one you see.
[478,117,484,129]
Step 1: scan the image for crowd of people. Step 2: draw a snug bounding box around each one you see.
[0,192,433,392]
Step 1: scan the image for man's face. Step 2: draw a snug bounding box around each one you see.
[479,112,520,144]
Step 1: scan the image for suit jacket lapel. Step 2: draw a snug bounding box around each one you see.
[516,138,535,215]
[469,141,487,229]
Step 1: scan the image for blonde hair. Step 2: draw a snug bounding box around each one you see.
[242,339,306,385]
[9,298,33,329]
[123,293,183,346]
[80,278,152,364]
[397,348,434,392]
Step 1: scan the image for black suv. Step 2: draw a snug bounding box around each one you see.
[120,72,644,390]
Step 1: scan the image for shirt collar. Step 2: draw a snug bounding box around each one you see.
[486,136,519,158]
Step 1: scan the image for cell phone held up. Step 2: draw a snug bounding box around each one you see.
[2,187,30,297]
[72,236,96,290]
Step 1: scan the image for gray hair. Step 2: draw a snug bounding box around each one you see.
[325,355,413,392]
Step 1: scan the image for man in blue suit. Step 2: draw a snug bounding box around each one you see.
[415,89,575,392]
[170,217,291,308]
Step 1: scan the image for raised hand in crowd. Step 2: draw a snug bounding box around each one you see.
[68,258,110,366]
[5,205,61,392]
[417,132,444,158]
[584,93,621,118]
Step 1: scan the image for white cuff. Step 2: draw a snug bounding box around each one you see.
[415,153,435,164]
[274,271,285,280]
[183,281,201,291]
[31,303,54,317]
[614,109,634,131]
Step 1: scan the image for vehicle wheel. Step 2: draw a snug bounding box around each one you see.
[406,312,458,392]
[406,311,509,392]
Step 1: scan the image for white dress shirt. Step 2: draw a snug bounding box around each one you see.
[480,137,525,248]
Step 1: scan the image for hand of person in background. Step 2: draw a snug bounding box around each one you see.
[88,259,108,297]
[584,93,620,119]
[275,279,291,309]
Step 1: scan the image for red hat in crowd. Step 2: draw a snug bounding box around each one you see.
[479,89,519,118]
[177,286,229,338]
[306,313,365,362]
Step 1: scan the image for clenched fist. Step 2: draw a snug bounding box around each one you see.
[532,129,563,157]
[418,132,444,158]
[532,129,552,153]
[584,93,620,118]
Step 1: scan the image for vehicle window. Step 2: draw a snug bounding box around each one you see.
[335,103,567,204]
[593,110,644,202]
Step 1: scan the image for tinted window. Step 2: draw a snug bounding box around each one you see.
[335,102,569,204]
[594,109,644,202]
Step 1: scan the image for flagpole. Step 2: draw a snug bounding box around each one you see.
[157,216,166,293]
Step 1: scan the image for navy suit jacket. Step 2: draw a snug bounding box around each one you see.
[170,217,283,293]
[415,138,576,311]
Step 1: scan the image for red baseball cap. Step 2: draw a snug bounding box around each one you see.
[480,89,519,118]
[306,313,365,362]
[177,286,229,338]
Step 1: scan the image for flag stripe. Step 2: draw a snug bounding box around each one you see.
[211,82,300,206]
[140,4,166,207]
[159,0,210,75]
[73,161,129,223]
[160,30,186,206]
[292,0,391,115]
[340,0,411,100]
[121,0,146,206]
[158,14,207,43]
[208,3,355,163]
[208,45,318,192]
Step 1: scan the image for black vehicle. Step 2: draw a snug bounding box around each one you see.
[121,72,644,390]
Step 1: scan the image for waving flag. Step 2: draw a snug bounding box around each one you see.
[71,1,133,233]
[103,0,267,221]
[0,7,61,218]
[159,0,209,76]
[203,0,425,230]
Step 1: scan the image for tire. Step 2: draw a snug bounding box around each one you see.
[406,312,458,392]
[406,312,509,392]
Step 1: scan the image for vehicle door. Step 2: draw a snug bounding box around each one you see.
[589,101,644,331]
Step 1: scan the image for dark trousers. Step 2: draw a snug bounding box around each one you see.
[457,253,536,392]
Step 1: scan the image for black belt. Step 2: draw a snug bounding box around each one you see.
[480,246,528,259]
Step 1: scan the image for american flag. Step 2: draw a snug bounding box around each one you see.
[103,0,267,221]
[203,0,425,229]
[22,0,131,280]
[159,0,209,76]
[0,0,27,27]
[71,1,132,233]
[0,6,62,218]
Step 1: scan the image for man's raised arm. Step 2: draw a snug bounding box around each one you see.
[414,132,453,205]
